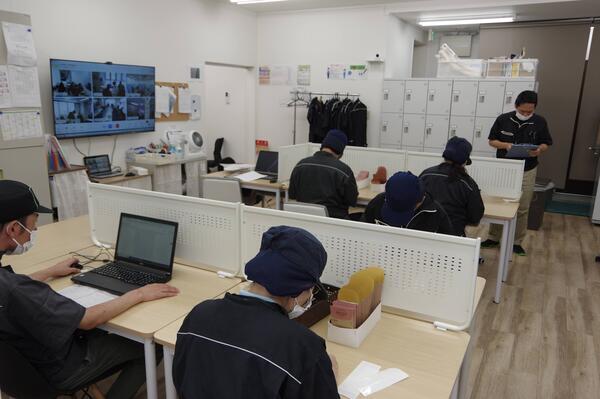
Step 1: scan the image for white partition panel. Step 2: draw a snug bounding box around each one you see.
[405,151,442,176]
[241,206,479,329]
[87,183,241,274]
[277,143,311,182]
[467,157,524,199]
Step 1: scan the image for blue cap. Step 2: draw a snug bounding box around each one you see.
[245,226,327,297]
[443,137,472,166]
[321,129,348,155]
[381,172,423,228]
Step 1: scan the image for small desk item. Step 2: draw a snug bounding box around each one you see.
[222,163,253,172]
[235,171,268,182]
[505,143,538,158]
[83,154,123,179]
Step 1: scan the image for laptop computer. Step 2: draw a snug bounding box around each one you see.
[255,150,279,181]
[72,213,179,295]
[84,154,123,179]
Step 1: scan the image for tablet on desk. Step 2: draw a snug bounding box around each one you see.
[506,144,538,159]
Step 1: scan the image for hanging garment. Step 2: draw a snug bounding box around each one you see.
[349,99,368,147]
[307,97,328,143]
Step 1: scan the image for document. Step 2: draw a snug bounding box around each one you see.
[338,361,409,399]
[155,85,172,115]
[0,65,12,108]
[7,65,41,107]
[506,143,538,159]
[235,171,268,182]
[297,65,311,86]
[223,163,253,172]
[58,285,117,308]
[0,111,43,140]
[178,87,191,113]
[2,22,37,67]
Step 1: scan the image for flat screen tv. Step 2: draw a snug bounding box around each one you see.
[50,59,155,139]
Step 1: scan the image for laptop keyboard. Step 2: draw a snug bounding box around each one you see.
[92,262,166,286]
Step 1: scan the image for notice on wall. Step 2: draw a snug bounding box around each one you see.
[7,65,41,107]
[259,66,290,85]
[0,111,43,141]
[327,64,368,80]
[297,65,311,86]
[348,65,368,80]
[327,64,347,80]
[0,65,12,108]
[259,66,271,85]
[2,22,37,67]
[178,87,191,113]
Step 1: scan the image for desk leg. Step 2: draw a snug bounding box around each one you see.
[275,190,282,210]
[144,338,158,399]
[164,347,176,399]
[450,374,459,399]
[503,217,517,282]
[494,220,509,304]
[285,190,289,203]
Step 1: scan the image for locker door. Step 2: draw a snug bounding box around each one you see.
[473,117,497,154]
[382,80,405,114]
[503,81,536,113]
[449,116,475,142]
[403,80,429,114]
[380,113,403,146]
[424,115,450,149]
[475,81,506,117]
[450,80,479,116]
[402,114,426,148]
[426,80,453,115]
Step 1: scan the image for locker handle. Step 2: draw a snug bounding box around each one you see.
[383,90,389,101]
[450,128,457,137]
[406,93,412,101]
[475,129,482,138]
[382,123,388,132]
[479,95,486,103]
[429,92,435,102]
[426,127,432,135]
[453,94,460,102]
[403,125,409,133]
[505,95,513,104]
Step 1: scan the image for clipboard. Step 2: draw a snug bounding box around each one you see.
[506,143,538,158]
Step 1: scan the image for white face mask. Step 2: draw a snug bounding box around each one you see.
[288,291,313,319]
[516,111,533,121]
[6,222,36,255]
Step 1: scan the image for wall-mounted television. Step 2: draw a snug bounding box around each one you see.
[50,59,155,139]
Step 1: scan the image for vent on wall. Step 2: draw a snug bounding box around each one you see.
[440,35,472,57]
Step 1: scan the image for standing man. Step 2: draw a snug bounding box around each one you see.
[482,91,553,256]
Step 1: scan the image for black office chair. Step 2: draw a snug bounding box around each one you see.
[207,137,236,172]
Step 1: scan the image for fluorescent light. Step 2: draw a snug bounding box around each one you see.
[419,16,514,27]
[230,0,288,4]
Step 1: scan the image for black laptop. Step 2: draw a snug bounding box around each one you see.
[255,150,279,180]
[72,213,178,295]
[84,154,123,179]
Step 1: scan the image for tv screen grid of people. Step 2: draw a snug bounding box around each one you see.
[51,59,155,139]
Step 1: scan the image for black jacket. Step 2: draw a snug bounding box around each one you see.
[362,192,454,235]
[419,163,485,236]
[488,111,553,171]
[289,151,358,219]
[173,293,339,399]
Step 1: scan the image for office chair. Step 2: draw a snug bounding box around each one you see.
[202,177,243,203]
[283,202,329,217]
[207,138,236,172]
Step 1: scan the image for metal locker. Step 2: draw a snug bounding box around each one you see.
[382,80,405,114]
[473,117,497,154]
[450,80,479,116]
[403,80,429,114]
[503,81,536,113]
[424,115,450,149]
[402,114,426,148]
[380,113,403,146]
[449,116,475,142]
[475,80,506,118]
[426,80,453,115]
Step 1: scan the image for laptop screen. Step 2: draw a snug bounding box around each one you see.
[84,155,111,174]
[255,151,278,176]
[114,213,178,273]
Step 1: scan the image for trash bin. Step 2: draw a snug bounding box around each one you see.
[528,178,555,230]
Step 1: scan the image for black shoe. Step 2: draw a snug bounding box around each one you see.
[513,245,526,256]
[481,239,499,248]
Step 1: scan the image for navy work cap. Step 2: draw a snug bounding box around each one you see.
[321,129,348,156]
[443,136,473,166]
[382,172,423,228]
[245,226,327,297]
[0,180,53,223]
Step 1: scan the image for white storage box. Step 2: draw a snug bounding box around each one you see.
[328,303,382,348]
[437,59,485,78]
[370,183,385,193]
[510,59,538,78]
[486,59,511,77]
[356,178,370,190]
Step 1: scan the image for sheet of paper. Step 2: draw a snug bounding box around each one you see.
[223,163,254,172]
[58,284,117,308]
[178,87,191,113]
[155,85,170,115]
[2,22,37,67]
[270,66,290,85]
[0,111,43,141]
[190,95,201,120]
[7,65,41,107]
[338,361,381,399]
[235,171,268,182]
[327,64,347,80]
[297,65,311,86]
[259,66,271,85]
[0,65,12,108]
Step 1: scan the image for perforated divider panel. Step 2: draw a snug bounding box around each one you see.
[88,183,240,274]
[467,157,524,199]
[277,144,311,182]
[241,206,480,328]
[405,151,442,176]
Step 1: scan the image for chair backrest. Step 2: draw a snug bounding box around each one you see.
[283,202,329,217]
[213,138,225,162]
[202,177,242,203]
[0,341,56,399]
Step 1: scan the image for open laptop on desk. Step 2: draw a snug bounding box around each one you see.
[84,154,123,179]
[255,150,279,182]
[72,213,178,295]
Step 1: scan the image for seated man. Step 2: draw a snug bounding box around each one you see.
[173,226,339,399]
[0,180,179,398]
[362,171,454,235]
[289,129,358,219]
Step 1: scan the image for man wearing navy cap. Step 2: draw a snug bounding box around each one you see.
[173,226,339,399]
[289,129,358,219]
[362,172,454,234]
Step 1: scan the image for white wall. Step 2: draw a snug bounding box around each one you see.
[386,17,428,79]
[0,0,257,167]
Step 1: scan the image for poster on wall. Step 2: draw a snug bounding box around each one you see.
[297,65,311,86]
[327,64,368,80]
[259,66,291,85]
[259,66,271,85]
[327,64,347,80]
[348,64,368,80]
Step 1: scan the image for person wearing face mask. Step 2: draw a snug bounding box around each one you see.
[0,180,180,398]
[484,90,553,256]
[173,226,339,399]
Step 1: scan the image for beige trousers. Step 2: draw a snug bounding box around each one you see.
[488,167,537,245]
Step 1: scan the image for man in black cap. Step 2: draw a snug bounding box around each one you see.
[289,129,358,219]
[419,137,485,236]
[0,180,179,398]
[173,226,339,399]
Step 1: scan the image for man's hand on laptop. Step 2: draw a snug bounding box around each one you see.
[135,283,180,302]
[30,257,82,282]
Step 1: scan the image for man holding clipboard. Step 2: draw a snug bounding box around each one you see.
[482,91,553,256]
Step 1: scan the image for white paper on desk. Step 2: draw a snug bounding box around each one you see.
[58,285,117,308]
[338,361,381,399]
[2,22,37,67]
[0,65,12,108]
[178,87,191,113]
[358,368,409,396]
[235,171,267,182]
[8,65,41,107]
[223,163,254,172]
[0,110,43,141]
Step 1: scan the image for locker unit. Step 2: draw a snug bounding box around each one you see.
[449,116,475,142]
[424,115,450,149]
[473,117,497,154]
[426,80,453,115]
[475,81,506,118]
[382,80,406,114]
[450,80,479,117]
[403,80,429,114]
[402,114,426,148]
[380,113,403,146]
[503,80,536,114]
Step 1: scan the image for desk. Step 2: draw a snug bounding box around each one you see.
[91,174,153,191]
[209,171,286,210]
